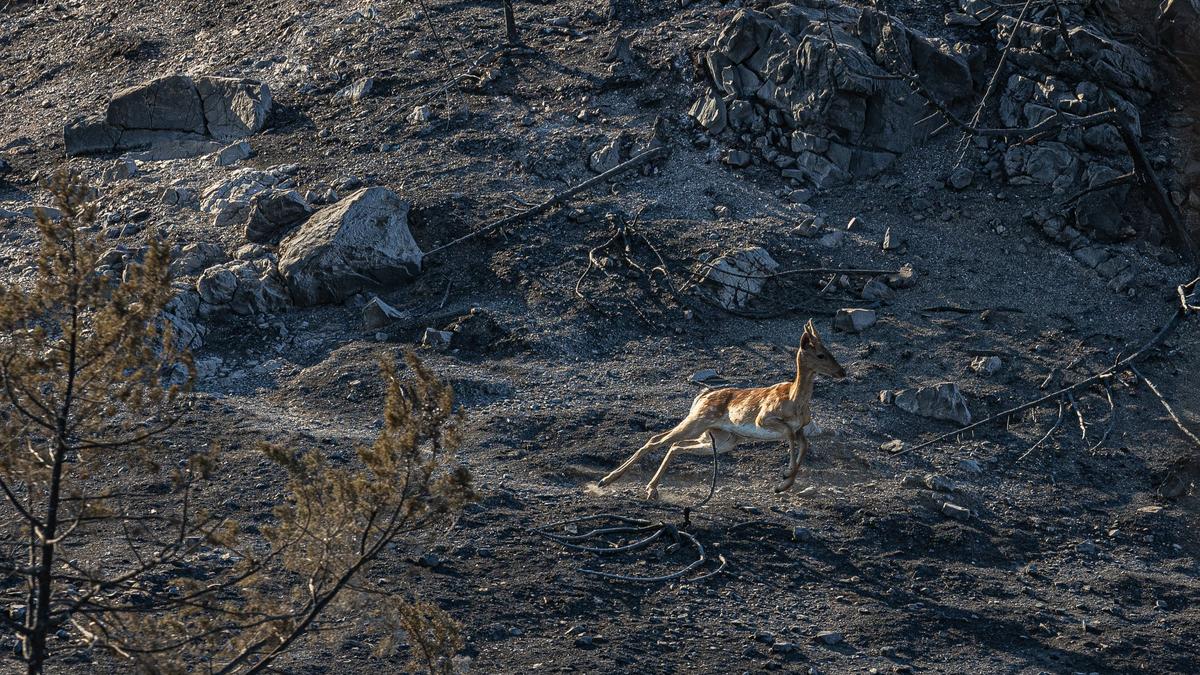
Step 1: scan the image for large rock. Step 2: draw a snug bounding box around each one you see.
[196,259,290,316]
[1159,0,1200,68]
[278,187,423,306]
[64,74,271,156]
[107,75,206,134]
[244,189,313,243]
[702,246,779,310]
[163,285,207,351]
[195,76,273,141]
[690,3,972,187]
[892,382,972,425]
[200,169,281,227]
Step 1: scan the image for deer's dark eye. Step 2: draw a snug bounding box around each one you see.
[817,354,826,359]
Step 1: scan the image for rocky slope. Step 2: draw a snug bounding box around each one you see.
[2,0,1199,672]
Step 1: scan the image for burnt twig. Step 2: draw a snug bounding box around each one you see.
[424,146,666,259]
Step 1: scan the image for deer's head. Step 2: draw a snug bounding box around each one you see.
[799,319,846,379]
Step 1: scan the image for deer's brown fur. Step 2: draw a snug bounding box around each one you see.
[599,320,846,499]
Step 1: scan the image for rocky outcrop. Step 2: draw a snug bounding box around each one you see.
[690,2,975,187]
[278,187,423,306]
[64,75,271,157]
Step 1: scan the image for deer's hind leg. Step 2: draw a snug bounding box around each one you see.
[598,415,713,487]
[645,430,734,500]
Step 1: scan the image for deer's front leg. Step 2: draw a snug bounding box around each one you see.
[759,421,798,492]
[776,427,809,493]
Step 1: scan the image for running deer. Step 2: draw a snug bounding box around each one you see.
[599,320,846,499]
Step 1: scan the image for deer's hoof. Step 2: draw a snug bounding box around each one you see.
[644,486,660,501]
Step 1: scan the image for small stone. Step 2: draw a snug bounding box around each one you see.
[690,368,722,385]
[409,105,432,124]
[947,166,974,190]
[970,355,1002,376]
[589,138,622,173]
[714,204,732,219]
[899,474,925,489]
[815,631,843,645]
[833,308,876,333]
[214,141,252,167]
[958,459,983,475]
[573,635,595,648]
[944,11,981,26]
[362,296,408,330]
[788,189,813,204]
[881,227,904,251]
[941,502,970,521]
[892,382,971,425]
[792,526,814,542]
[723,150,752,168]
[1076,539,1099,555]
[422,328,453,349]
[819,230,844,248]
[924,474,954,492]
[862,279,896,302]
[880,439,904,453]
[754,631,775,645]
[771,642,796,654]
[343,76,374,103]
[103,158,138,181]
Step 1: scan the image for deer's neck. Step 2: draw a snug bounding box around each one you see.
[789,354,816,403]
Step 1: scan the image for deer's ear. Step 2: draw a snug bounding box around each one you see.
[800,332,815,350]
[805,319,817,336]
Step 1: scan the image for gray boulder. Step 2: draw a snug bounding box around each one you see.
[163,285,206,351]
[200,169,281,227]
[833,308,877,332]
[196,259,290,316]
[278,187,424,306]
[64,74,271,156]
[107,75,206,134]
[195,76,272,141]
[702,246,779,310]
[892,382,972,425]
[244,189,313,243]
[171,242,227,277]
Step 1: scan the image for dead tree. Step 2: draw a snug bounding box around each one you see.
[503,0,519,45]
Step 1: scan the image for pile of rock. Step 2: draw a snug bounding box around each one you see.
[196,257,291,317]
[200,166,313,243]
[689,1,976,188]
[65,74,272,158]
[965,0,1160,243]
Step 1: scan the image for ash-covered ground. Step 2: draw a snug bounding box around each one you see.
[2,0,1200,672]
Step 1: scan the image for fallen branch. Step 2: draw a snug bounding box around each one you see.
[1129,365,1200,450]
[1017,399,1064,462]
[423,146,666,259]
[1087,384,1117,454]
[891,276,1199,456]
[532,435,725,584]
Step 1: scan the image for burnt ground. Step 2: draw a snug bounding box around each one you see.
[2,0,1200,673]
